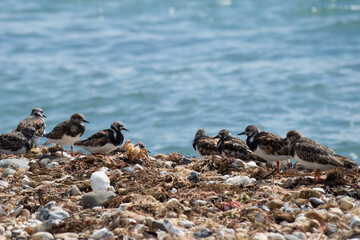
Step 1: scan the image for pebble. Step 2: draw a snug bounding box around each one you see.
[153,221,167,231]
[178,219,195,228]
[339,198,354,211]
[81,191,116,209]
[295,213,307,222]
[2,168,16,178]
[0,180,9,188]
[121,166,134,174]
[298,189,321,199]
[40,158,51,166]
[37,209,50,221]
[44,201,56,210]
[159,171,168,176]
[144,217,155,228]
[309,197,324,208]
[46,162,59,169]
[55,151,72,159]
[188,171,200,183]
[48,210,70,220]
[90,171,111,193]
[252,232,267,240]
[246,161,258,168]
[165,198,180,208]
[54,232,79,240]
[266,199,284,210]
[91,227,113,239]
[268,233,286,240]
[291,231,307,240]
[226,176,252,186]
[325,223,337,236]
[0,158,29,170]
[179,157,192,165]
[305,211,325,223]
[32,232,54,240]
[164,161,174,169]
[19,209,31,220]
[349,216,360,229]
[194,227,213,238]
[312,187,325,194]
[163,218,186,236]
[283,234,302,240]
[155,159,164,167]
[328,208,343,216]
[193,200,207,207]
[66,185,81,196]
[231,159,247,169]
[134,164,143,170]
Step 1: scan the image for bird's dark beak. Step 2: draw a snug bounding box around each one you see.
[122,127,129,131]
[83,119,90,123]
[213,135,219,139]
[43,115,47,118]
[238,131,245,135]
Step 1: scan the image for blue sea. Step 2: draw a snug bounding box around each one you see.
[0,0,359,160]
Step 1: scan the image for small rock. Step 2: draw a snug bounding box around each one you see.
[328,208,343,216]
[295,213,307,222]
[252,232,267,240]
[2,168,16,178]
[164,161,174,169]
[275,212,295,223]
[81,191,116,209]
[306,210,325,223]
[32,232,54,240]
[283,234,301,240]
[194,227,213,238]
[134,164,143,170]
[226,176,252,186]
[0,180,9,188]
[179,157,192,165]
[24,226,35,234]
[119,203,132,210]
[246,161,258,168]
[166,198,180,209]
[291,232,307,240]
[37,209,50,221]
[163,219,186,236]
[154,154,167,159]
[298,189,321,199]
[40,158,51,166]
[192,200,207,207]
[178,219,195,228]
[121,166,134,174]
[339,198,354,211]
[160,171,168,176]
[312,187,325,194]
[91,228,113,240]
[309,197,324,208]
[44,201,56,210]
[54,232,79,240]
[10,205,23,217]
[48,210,70,220]
[46,162,59,169]
[232,159,247,169]
[268,233,286,240]
[19,209,31,220]
[266,199,284,210]
[188,171,200,183]
[55,151,72,159]
[90,171,111,193]
[294,199,308,207]
[0,158,29,170]
[349,216,360,229]
[144,217,155,228]
[155,159,164,167]
[153,221,166,231]
[66,185,81,196]
[325,223,337,236]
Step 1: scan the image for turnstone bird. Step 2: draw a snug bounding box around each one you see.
[13,108,46,147]
[192,128,219,157]
[285,130,359,182]
[213,129,267,164]
[43,113,89,157]
[74,121,128,154]
[238,125,291,173]
[0,127,37,155]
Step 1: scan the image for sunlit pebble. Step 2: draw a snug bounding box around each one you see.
[168,7,175,16]
[349,153,358,160]
[311,6,318,13]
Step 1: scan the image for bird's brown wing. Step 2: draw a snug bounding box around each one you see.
[74,130,110,147]
[44,120,69,139]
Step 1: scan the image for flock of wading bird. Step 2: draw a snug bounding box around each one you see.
[0,108,359,182]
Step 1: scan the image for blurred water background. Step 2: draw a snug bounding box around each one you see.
[0,0,359,160]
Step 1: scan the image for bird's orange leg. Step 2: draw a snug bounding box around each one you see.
[277,161,280,174]
[71,145,74,157]
[314,169,321,183]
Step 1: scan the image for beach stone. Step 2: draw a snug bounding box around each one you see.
[312,187,325,194]
[266,199,284,210]
[232,159,247,169]
[40,158,51,166]
[309,197,324,208]
[339,198,354,211]
[24,226,35,234]
[0,158,29,170]
[179,157,192,165]
[2,168,16,178]
[159,171,168,176]
[193,200,207,207]
[90,171,111,193]
[121,166,134,174]
[91,228,113,239]
[153,221,166,231]
[164,161,174,169]
[54,232,79,239]
[188,171,200,182]
[48,210,70,220]
[298,189,321,199]
[194,227,213,238]
[0,180,9,188]
[55,151,72,159]
[178,219,195,228]
[66,185,81,196]
[246,161,258,168]
[283,234,301,240]
[165,198,180,209]
[328,208,343,216]
[325,223,337,236]
[163,219,186,236]
[81,191,116,209]
[306,211,325,223]
[19,209,31,220]
[46,162,59,169]
[295,213,307,222]
[252,232,267,240]
[44,201,56,210]
[144,217,155,228]
[294,199,307,207]
[291,232,307,240]
[226,176,251,186]
[268,233,286,240]
[155,159,164,167]
[349,216,360,229]
[32,232,54,240]
[37,209,50,221]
